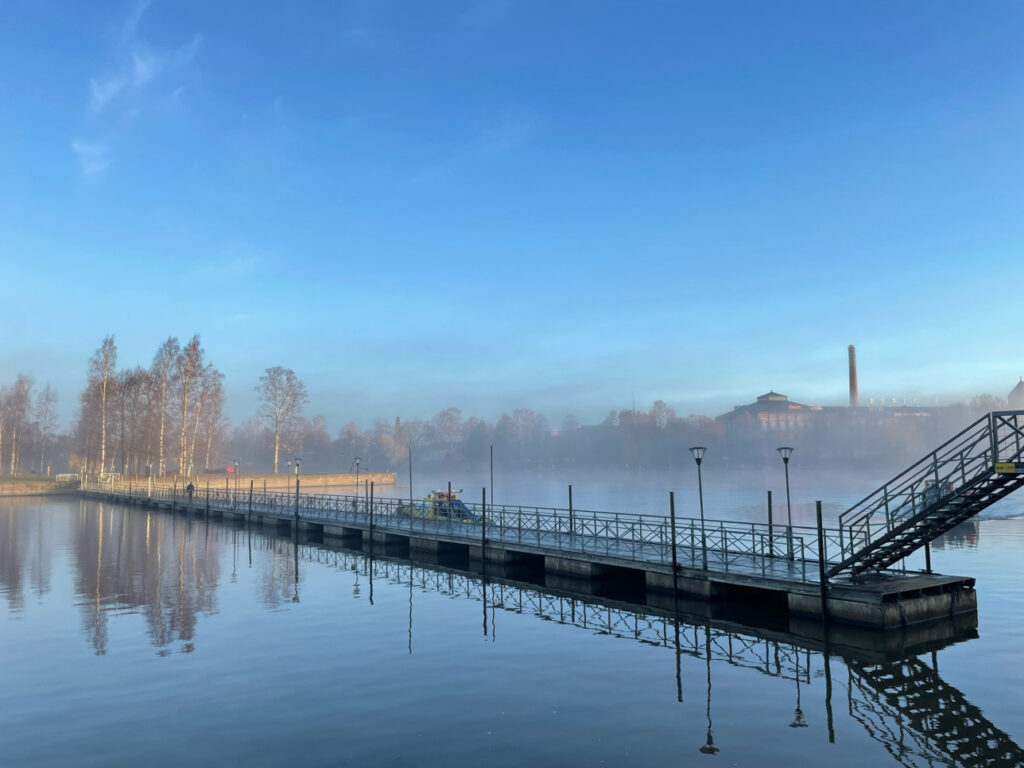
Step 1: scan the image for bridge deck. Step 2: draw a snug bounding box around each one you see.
[80,482,977,629]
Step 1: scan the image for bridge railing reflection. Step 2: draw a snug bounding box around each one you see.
[252,534,1024,768]
[257,536,816,682]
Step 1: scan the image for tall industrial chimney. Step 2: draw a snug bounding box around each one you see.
[848,345,859,407]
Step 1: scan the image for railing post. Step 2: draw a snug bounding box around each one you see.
[248,480,253,525]
[568,485,574,537]
[816,501,829,623]
[989,412,998,465]
[767,490,774,557]
[481,487,487,564]
[720,522,727,571]
[669,491,679,606]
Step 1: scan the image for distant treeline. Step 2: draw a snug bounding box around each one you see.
[0,335,1010,477]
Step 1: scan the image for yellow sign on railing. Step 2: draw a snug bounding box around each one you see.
[995,462,1017,474]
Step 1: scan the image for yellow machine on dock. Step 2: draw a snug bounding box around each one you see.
[397,489,480,523]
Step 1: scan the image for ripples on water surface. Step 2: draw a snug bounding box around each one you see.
[2,491,1023,767]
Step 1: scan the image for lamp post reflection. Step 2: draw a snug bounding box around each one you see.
[700,623,719,755]
[790,647,809,728]
[292,537,300,603]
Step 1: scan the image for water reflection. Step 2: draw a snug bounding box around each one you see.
[0,499,56,610]
[271,537,1020,768]
[932,520,980,550]
[847,656,1024,767]
[70,502,220,654]
[3,499,1023,768]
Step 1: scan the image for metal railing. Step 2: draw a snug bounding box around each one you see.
[82,477,854,582]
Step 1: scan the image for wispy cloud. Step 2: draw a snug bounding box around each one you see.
[129,33,202,89]
[89,74,127,111]
[71,139,111,175]
[409,112,541,185]
[186,251,261,283]
[119,0,153,48]
[76,1,201,175]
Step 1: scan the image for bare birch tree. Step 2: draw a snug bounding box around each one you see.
[150,337,179,477]
[174,335,204,477]
[255,367,308,473]
[199,368,226,471]
[7,374,34,476]
[0,386,7,476]
[112,367,149,476]
[87,337,117,478]
[188,364,223,473]
[34,384,58,475]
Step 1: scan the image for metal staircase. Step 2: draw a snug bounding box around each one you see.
[828,411,1024,579]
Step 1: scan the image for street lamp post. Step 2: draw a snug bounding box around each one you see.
[352,457,362,503]
[777,447,794,560]
[233,461,239,506]
[294,457,301,522]
[690,446,708,571]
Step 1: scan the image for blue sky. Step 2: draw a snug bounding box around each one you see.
[1,1,1022,429]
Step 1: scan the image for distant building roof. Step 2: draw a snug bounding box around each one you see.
[1010,378,1024,408]
[717,390,820,421]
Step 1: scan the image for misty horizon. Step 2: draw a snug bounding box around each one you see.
[6,333,1022,434]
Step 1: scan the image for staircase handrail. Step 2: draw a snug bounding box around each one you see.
[837,413,992,532]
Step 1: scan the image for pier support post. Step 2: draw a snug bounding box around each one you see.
[924,540,932,573]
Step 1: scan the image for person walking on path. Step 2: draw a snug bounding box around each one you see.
[186,481,195,505]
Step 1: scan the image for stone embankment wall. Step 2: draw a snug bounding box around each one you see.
[174,472,397,491]
[0,480,79,497]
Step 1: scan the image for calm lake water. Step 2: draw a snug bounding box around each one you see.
[3,480,1024,767]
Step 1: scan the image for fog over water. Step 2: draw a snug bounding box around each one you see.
[320,465,1024,523]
